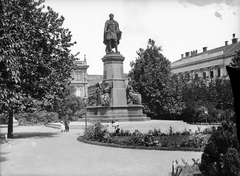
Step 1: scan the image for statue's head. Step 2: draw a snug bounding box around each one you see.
[109,13,114,19]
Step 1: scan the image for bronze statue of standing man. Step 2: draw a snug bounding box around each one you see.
[103,13,122,54]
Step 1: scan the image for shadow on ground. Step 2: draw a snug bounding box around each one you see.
[0,152,9,163]
[0,132,59,139]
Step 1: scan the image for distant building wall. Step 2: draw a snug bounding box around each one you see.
[171,34,239,79]
[71,55,89,98]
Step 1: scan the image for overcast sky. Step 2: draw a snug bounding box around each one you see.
[43,0,240,75]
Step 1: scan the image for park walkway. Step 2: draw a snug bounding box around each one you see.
[0,125,202,176]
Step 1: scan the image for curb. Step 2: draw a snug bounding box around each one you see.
[0,123,18,128]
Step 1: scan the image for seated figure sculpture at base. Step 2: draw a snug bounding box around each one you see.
[100,82,111,107]
[95,83,102,106]
[126,78,141,105]
[89,82,111,107]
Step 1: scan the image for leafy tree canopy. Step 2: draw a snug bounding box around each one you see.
[0,0,78,137]
[128,39,172,118]
[52,86,85,121]
[173,75,234,123]
[200,121,240,176]
[230,50,240,70]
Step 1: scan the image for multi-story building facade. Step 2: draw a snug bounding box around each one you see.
[71,55,89,98]
[171,34,240,79]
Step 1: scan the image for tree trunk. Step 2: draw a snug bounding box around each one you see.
[8,111,13,138]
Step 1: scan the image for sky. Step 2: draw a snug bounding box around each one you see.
[43,0,240,75]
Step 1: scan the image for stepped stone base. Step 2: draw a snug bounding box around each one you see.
[86,105,150,122]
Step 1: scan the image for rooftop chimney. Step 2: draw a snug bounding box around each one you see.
[191,50,198,56]
[185,52,190,57]
[225,41,228,46]
[181,54,184,58]
[232,33,238,44]
[203,47,207,52]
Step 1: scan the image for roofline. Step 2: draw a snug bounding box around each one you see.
[171,53,235,70]
[172,41,240,64]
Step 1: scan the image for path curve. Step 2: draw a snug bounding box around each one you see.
[0,126,202,176]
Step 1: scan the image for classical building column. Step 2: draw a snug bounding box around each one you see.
[213,67,218,78]
[190,71,194,79]
[199,69,204,78]
[220,66,224,77]
[205,68,210,78]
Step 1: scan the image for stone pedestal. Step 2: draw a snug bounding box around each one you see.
[86,105,150,122]
[86,53,150,122]
[102,53,126,106]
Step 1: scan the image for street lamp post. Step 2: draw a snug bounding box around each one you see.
[83,97,88,130]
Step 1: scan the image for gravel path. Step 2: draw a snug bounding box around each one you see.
[0,126,202,176]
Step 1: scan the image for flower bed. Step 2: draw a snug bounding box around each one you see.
[79,121,213,151]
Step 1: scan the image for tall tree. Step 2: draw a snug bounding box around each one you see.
[176,76,234,122]
[165,75,186,116]
[128,39,172,118]
[0,0,77,137]
[53,86,85,121]
[230,50,240,70]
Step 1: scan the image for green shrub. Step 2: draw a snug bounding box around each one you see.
[0,113,8,124]
[159,137,170,147]
[153,128,162,136]
[120,135,144,146]
[199,121,240,176]
[118,129,131,136]
[181,128,191,135]
[175,131,181,136]
[180,133,209,149]
[202,126,215,134]
[15,111,59,125]
[15,113,33,125]
[83,121,108,141]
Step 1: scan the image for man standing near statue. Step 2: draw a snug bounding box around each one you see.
[103,13,122,54]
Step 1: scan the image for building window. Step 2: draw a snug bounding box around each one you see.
[195,73,198,79]
[75,72,83,81]
[186,73,190,80]
[76,87,81,97]
[210,70,214,78]
[75,87,84,98]
[203,72,206,79]
[218,68,221,77]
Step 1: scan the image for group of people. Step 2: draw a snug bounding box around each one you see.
[60,120,70,132]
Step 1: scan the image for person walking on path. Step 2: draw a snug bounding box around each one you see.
[64,116,70,132]
[60,121,65,132]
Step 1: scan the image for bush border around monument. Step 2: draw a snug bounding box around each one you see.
[77,136,202,152]
[78,121,214,151]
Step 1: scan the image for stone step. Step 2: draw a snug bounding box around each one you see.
[45,120,212,134]
[45,122,86,130]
